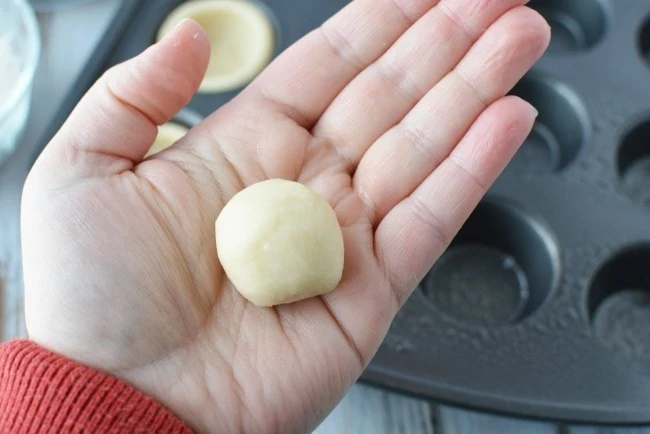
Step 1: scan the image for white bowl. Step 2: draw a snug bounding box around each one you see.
[0,0,41,165]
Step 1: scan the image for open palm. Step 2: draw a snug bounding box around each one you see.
[20,1,549,433]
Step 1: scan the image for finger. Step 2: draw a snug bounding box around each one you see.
[312,0,530,169]
[238,0,439,128]
[354,6,550,225]
[36,19,210,181]
[376,95,538,306]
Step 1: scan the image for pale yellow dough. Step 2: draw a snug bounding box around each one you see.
[145,122,189,157]
[157,0,275,93]
[215,179,345,307]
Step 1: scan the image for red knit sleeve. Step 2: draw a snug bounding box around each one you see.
[0,339,192,433]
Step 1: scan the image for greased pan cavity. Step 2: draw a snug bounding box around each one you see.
[32,0,650,425]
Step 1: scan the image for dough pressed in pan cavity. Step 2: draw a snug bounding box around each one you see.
[215,179,345,307]
[146,122,189,157]
[157,0,275,93]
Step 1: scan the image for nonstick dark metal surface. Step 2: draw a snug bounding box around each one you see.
[33,0,650,425]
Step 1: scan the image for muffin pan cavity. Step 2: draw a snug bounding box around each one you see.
[528,0,609,53]
[506,73,588,174]
[147,108,204,157]
[147,122,189,157]
[617,117,650,207]
[422,200,559,327]
[157,0,277,93]
[589,245,650,376]
[32,0,650,426]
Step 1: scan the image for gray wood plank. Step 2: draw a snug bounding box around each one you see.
[567,426,650,434]
[314,383,435,434]
[437,406,558,434]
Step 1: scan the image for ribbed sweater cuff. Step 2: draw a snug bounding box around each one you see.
[0,339,191,433]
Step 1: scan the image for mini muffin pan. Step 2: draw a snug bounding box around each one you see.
[33,0,650,425]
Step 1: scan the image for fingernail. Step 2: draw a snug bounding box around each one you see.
[172,18,191,32]
[159,18,192,45]
[529,103,539,119]
[171,18,207,45]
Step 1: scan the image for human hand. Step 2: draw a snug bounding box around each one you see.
[20,1,549,432]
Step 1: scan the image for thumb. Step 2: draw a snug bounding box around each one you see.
[33,18,210,182]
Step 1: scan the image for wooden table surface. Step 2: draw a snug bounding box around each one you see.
[1,1,648,433]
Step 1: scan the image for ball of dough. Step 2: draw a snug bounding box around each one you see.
[215,179,345,306]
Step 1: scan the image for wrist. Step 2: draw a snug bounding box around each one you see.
[0,339,192,433]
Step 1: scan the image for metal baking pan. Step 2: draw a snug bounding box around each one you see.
[32,0,650,425]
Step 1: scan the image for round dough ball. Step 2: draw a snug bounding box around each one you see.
[146,122,189,157]
[157,0,275,93]
[215,179,345,306]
